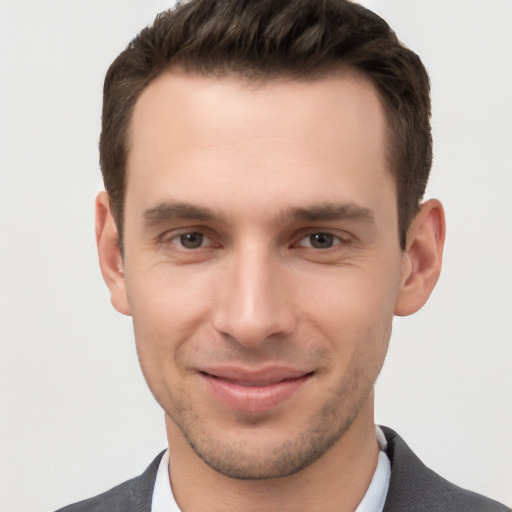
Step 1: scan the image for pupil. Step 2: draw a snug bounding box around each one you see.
[311,233,333,249]
[180,232,203,249]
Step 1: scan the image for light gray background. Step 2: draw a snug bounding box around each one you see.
[1,1,511,511]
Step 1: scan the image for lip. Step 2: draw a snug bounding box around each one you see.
[199,366,313,414]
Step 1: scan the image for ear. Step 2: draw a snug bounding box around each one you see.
[95,191,131,316]
[394,199,446,316]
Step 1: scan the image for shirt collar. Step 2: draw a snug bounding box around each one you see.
[151,426,390,512]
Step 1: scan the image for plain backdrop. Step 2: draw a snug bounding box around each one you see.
[0,1,511,511]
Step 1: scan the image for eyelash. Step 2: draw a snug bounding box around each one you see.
[164,231,215,250]
[295,232,348,250]
[163,230,350,251]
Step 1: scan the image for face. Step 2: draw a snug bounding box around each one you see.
[116,71,410,479]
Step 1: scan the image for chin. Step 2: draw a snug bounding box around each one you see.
[178,398,363,480]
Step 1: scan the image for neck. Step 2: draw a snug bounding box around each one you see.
[165,394,379,512]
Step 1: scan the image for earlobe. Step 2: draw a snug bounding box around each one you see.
[394,199,446,316]
[95,191,131,316]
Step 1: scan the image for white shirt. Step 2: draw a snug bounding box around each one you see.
[151,427,391,512]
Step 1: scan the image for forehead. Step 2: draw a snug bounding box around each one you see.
[129,69,388,157]
[125,70,395,225]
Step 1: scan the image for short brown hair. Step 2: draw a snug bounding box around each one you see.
[100,0,432,249]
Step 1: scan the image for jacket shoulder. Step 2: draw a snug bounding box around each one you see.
[381,427,510,512]
[54,451,165,512]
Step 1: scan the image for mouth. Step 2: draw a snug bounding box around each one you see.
[199,367,314,414]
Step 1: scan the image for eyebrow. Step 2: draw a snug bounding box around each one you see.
[283,203,375,224]
[143,202,221,227]
[142,200,375,227]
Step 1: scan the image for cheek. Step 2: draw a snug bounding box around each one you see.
[127,265,214,329]
[124,269,212,380]
[126,276,204,409]
[298,264,399,354]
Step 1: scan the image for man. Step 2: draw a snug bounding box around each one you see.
[56,0,509,510]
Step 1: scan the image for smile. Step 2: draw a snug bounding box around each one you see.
[199,367,314,414]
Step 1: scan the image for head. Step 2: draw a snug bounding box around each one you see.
[100,0,432,251]
[96,0,444,484]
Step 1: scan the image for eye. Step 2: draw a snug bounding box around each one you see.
[175,232,211,249]
[298,232,342,249]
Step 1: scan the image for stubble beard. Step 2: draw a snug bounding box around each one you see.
[136,314,392,481]
[167,366,380,480]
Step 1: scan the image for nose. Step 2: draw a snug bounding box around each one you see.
[212,244,297,347]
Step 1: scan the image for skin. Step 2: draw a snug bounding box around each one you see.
[96,71,445,511]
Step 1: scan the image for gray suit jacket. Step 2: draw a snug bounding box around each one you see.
[55,427,509,511]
